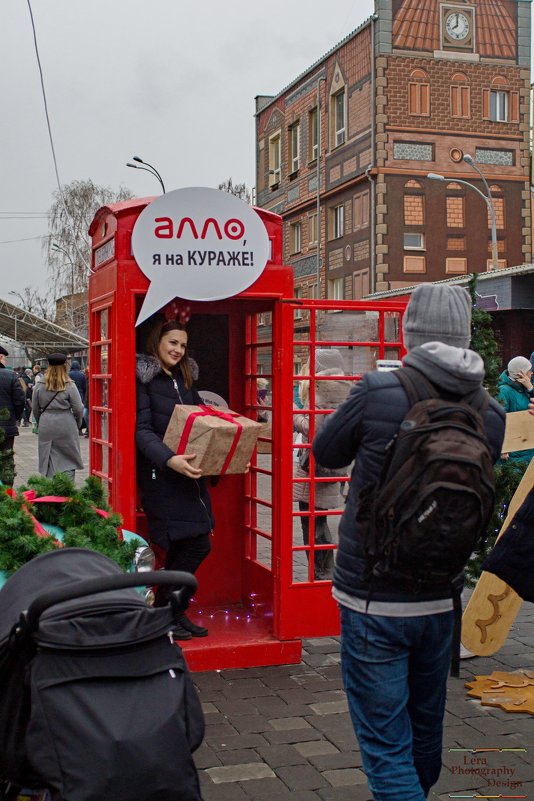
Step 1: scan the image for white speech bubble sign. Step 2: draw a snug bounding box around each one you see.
[132,187,270,325]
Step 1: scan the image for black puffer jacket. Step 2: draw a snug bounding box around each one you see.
[313,343,506,603]
[0,365,26,437]
[135,354,214,549]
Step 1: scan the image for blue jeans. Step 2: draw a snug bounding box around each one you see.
[340,606,453,801]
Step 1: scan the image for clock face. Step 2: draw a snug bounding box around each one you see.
[445,11,470,40]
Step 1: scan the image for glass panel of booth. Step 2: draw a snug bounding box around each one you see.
[244,314,274,572]
[89,303,113,495]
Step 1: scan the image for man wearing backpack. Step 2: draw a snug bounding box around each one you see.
[312,284,505,801]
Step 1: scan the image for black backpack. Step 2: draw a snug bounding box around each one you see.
[357,367,495,674]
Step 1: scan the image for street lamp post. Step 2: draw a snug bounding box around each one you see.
[316,76,326,297]
[427,171,499,271]
[126,156,166,194]
[462,154,499,272]
[51,242,75,295]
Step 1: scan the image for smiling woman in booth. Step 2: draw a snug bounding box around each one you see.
[136,312,214,640]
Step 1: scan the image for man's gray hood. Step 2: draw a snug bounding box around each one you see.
[403,342,485,395]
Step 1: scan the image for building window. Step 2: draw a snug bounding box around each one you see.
[288,123,300,174]
[308,282,319,299]
[486,259,507,270]
[333,90,346,147]
[408,69,430,116]
[404,233,425,250]
[353,269,370,300]
[294,285,303,319]
[483,78,519,124]
[403,191,424,227]
[328,277,344,300]
[475,148,514,167]
[289,221,301,254]
[450,73,470,118]
[446,195,465,228]
[353,190,370,230]
[308,107,318,162]
[403,255,426,273]
[308,212,318,246]
[268,133,281,187]
[446,258,468,274]
[447,236,466,251]
[329,204,344,240]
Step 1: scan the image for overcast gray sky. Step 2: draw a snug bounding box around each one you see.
[1,0,374,298]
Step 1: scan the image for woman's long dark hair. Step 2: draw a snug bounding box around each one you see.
[144,319,193,389]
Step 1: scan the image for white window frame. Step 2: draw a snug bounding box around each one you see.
[309,107,318,161]
[289,124,300,173]
[403,232,425,250]
[268,132,281,186]
[331,204,344,240]
[290,221,302,255]
[308,212,318,246]
[490,90,508,123]
[334,91,346,147]
[328,277,344,300]
[293,286,303,319]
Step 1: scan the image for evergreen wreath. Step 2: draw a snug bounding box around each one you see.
[0,474,142,575]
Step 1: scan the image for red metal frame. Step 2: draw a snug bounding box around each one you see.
[88,197,407,670]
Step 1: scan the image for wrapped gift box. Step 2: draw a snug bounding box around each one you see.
[163,405,262,475]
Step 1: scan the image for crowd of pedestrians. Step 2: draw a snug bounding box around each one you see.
[0,348,88,486]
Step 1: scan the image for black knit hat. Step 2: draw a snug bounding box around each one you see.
[0,345,8,357]
[47,352,67,366]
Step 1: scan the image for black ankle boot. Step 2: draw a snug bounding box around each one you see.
[174,621,193,640]
[179,614,208,637]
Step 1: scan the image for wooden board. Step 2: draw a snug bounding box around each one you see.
[501,410,534,454]
[461,455,534,656]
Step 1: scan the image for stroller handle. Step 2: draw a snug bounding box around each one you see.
[24,571,198,632]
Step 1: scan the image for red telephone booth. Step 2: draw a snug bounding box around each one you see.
[88,196,406,670]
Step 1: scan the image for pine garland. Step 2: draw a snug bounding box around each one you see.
[0,474,142,576]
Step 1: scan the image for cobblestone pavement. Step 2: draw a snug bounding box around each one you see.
[12,428,534,800]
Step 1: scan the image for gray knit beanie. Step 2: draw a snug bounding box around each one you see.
[315,348,345,373]
[507,356,531,380]
[402,284,471,350]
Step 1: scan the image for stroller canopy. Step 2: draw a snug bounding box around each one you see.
[0,548,175,651]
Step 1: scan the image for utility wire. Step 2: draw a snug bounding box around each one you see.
[0,235,45,244]
[26,0,92,272]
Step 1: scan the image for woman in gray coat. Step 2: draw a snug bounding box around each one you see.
[293,349,350,580]
[32,353,84,481]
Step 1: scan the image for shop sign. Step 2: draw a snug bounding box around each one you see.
[132,187,270,325]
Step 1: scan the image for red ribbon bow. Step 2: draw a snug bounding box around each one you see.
[176,405,243,475]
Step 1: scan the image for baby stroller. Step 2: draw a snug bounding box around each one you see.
[0,548,204,801]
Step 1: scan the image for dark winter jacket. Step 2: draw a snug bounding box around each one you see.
[68,367,87,405]
[135,354,214,549]
[0,364,26,437]
[313,343,506,604]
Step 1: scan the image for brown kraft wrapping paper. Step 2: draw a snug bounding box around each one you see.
[163,405,262,475]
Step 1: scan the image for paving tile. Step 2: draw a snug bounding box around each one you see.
[201,702,219,715]
[200,782,249,800]
[294,741,339,758]
[302,653,339,668]
[205,732,268,751]
[322,767,367,786]
[217,748,265,766]
[263,728,324,745]
[275,764,329,791]
[206,763,275,783]
[317,784,372,801]
[215,698,260,716]
[192,744,221,769]
[309,700,348,716]
[222,678,275,699]
[230,714,274,734]
[236,777,297,800]
[308,751,363,771]
[256,744,308,768]
[270,716,313,731]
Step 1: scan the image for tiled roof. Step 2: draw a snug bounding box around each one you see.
[392,0,517,60]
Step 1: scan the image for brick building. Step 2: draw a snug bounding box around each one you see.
[254,0,532,299]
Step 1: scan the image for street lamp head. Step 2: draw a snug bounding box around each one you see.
[132,156,144,164]
[126,162,138,169]
[462,154,474,165]
[427,172,446,181]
